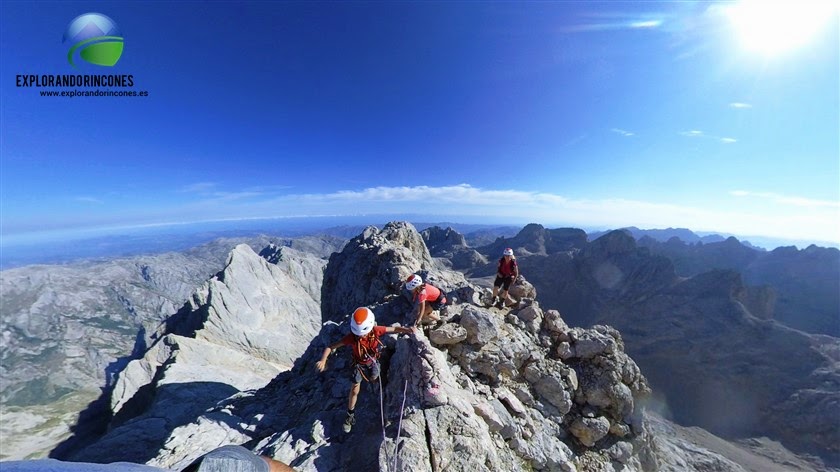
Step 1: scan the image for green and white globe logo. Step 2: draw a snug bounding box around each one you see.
[63,13,124,67]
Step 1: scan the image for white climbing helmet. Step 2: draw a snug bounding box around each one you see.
[351,307,375,336]
[503,247,514,256]
[405,274,423,291]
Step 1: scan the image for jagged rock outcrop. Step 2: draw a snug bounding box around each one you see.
[62,244,325,464]
[636,236,840,337]
[321,222,439,321]
[421,226,488,270]
[105,221,754,472]
[421,226,468,251]
[744,245,840,336]
[508,229,840,467]
[478,224,588,257]
[0,234,346,461]
[157,244,324,366]
[637,235,760,277]
[0,252,222,461]
[5,223,833,472]
[0,255,217,407]
[463,226,521,247]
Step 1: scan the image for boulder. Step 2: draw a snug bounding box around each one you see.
[429,323,468,346]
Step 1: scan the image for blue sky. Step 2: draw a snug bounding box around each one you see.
[2,1,838,248]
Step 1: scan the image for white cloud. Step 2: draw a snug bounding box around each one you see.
[630,20,663,29]
[289,184,569,207]
[730,190,840,208]
[74,196,103,204]
[176,184,838,244]
[729,102,753,109]
[32,186,835,246]
[563,12,665,32]
[611,128,635,137]
[680,130,738,144]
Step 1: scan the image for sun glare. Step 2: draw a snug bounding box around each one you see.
[725,0,838,56]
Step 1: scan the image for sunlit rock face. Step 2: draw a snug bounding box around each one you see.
[6,223,835,471]
[60,222,754,472]
[500,229,840,466]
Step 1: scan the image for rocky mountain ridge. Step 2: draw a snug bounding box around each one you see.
[32,222,829,471]
[635,236,840,336]
[420,224,839,468]
[588,227,728,246]
[0,235,344,460]
[56,242,326,463]
[3,223,836,471]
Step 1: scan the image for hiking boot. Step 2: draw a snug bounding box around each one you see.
[495,299,505,309]
[485,296,498,308]
[343,412,355,433]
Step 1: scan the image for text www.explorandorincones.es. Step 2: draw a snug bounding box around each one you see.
[39,89,150,98]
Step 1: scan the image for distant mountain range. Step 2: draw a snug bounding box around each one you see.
[588,226,839,252]
[423,223,839,467]
[5,217,832,270]
[588,227,727,245]
[1,221,837,470]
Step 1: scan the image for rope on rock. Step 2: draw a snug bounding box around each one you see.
[393,378,409,472]
[379,374,386,442]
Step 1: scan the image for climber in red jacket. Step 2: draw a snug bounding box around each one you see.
[315,307,415,433]
[490,247,519,308]
[405,274,447,327]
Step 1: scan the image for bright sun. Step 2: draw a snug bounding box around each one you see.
[725,0,838,56]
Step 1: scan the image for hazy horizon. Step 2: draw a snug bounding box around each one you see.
[2,2,838,249]
[2,215,836,271]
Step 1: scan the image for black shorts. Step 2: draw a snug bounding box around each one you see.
[494,276,514,290]
[418,293,447,310]
[352,361,381,384]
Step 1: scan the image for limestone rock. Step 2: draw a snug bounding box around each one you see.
[508,275,538,301]
[66,244,325,464]
[429,323,468,346]
[421,226,488,271]
[29,221,814,472]
[459,306,501,344]
[509,226,840,463]
[545,309,570,335]
[570,416,611,447]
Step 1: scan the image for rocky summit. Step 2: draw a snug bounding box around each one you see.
[57,243,326,464]
[0,235,345,461]
[451,224,839,469]
[24,222,806,472]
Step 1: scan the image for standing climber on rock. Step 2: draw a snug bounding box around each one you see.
[405,274,447,327]
[489,248,519,308]
[315,307,415,433]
